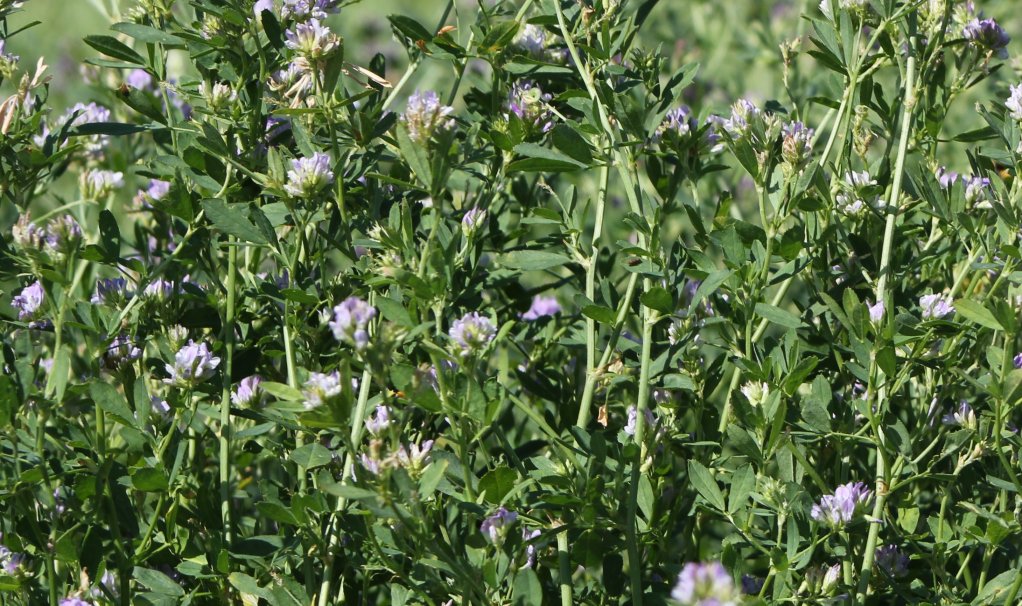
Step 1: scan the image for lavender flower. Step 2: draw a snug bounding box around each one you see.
[461,207,487,236]
[79,169,124,199]
[281,0,340,21]
[656,106,693,139]
[253,0,274,16]
[836,170,879,215]
[721,98,761,140]
[919,293,955,319]
[1007,84,1022,121]
[875,544,909,578]
[963,175,991,204]
[963,18,1010,57]
[624,405,656,436]
[449,312,496,356]
[810,481,872,527]
[125,68,154,91]
[506,81,554,133]
[59,598,94,606]
[936,166,959,189]
[942,401,976,429]
[522,528,542,568]
[781,121,814,170]
[328,296,375,350]
[269,60,314,103]
[365,405,391,436]
[284,19,340,59]
[302,370,342,409]
[143,278,178,302]
[12,213,47,252]
[0,544,25,575]
[671,561,741,606]
[12,280,44,322]
[513,24,548,58]
[1014,352,1022,369]
[741,574,764,595]
[392,439,434,475]
[359,452,382,476]
[284,152,334,197]
[134,179,171,208]
[868,300,885,323]
[231,375,264,407]
[62,102,111,157]
[46,215,83,257]
[480,507,518,546]
[102,335,142,371]
[521,295,561,321]
[402,90,456,145]
[163,340,221,387]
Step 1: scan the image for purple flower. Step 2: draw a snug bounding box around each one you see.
[522,528,542,568]
[91,278,130,305]
[0,544,25,575]
[671,561,740,606]
[919,293,955,319]
[449,312,496,356]
[284,19,340,59]
[521,295,561,321]
[656,106,693,140]
[163,340,221,387]
[231,375,264,407]
[1007,84,1022,121]
[741,574,764,595]
[61,102,111,158]
[329,296,375,350]
[59,599,94,606]
[461,207,487,235]
[721,98,761,140]
[12,280,44,322]
[392,439,434,475]
[281,0,340,20]
[513,24,549,58]
[875,544,909,578]
[143,278,178,302]
[284,152,334,197]
[506,81,554,133]
[781,121,814,169]
[134,179,171,208]
[102,335,142,371]
[402,90,456,145]
[253,0,274,16]
[942,401,976,428]
[359,453,382,477]
[963,18,1010,56]
[12,213,47,252]
[811,481,872,527]
[936,166,959,189]
[302,370,342,409]
[125,68,154,91]
[963,175,991,204]
[480,507,518,545]
[624,405,656,436]
[868,300,885,323]
[365,405,391,436]
[1014,352,1022,369]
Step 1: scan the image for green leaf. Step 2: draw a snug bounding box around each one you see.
[202,199,269,245]
[71,122,160,137]
[228,572,273,601]
[418,460,448,498]
[131,467,169,492]
[111,22,184,45]
[90,381,138,428]
[45,346,71,402]
[499,250,573,271]
[99,210,121,260]
[84,35,145,65]
[133,567,185,596]
[582,305,617,325]
[687,460,726,511]
[640,287,674,315]
[801,375,831,433]
[727,465,755,514]
[550,125,594,165]
[754,302,804,329]
[260,381,304,402]
[395,124,432,188]
[508,143,587,173]
[0,375,18,427]
[954,299,1003,331]
[290,443,333,469]
[688,269,731,314]
[478,466,517,503]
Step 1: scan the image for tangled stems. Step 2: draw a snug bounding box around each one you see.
[219,235,238,549]
[857,26,918,604]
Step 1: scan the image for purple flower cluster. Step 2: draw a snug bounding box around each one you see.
[365,405,391,436]
[781,120,814,169]
[12,213,82,262]
[919,293,955,319]
[102,335,142,371]
[80,169,124,199]
[461,207,487,236]
[942,401,976,428]
[232,375,265,407]
[59,599,93,606]
[280,0,340,21]
[329,296,376,351]
[12,280,45,322]
[480,507,518,546]
[302,370,344,409]
[506,81,554,133]
[624,405,656,436]
[521,295,561,321]
[1008,84,1022,121]
[449,312,496,356]
[836,170,879,216]
[402,90,456,145]
[671,561,740,606]
[164,340,221,387]
[810,481,872,527]
[134,179,171,208]
[875,544,909,578]
[284,152,334,197]
[284,19,339,59]
[963,18,1010,57]
[0,543,25,575]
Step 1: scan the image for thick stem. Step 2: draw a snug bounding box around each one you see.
[557,525,572,606]
[626,310,656,604]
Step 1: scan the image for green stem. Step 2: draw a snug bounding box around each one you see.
[626,310,656,604]
[557,525,572,606]
[858,27,917,604]
[219,236,238,548]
